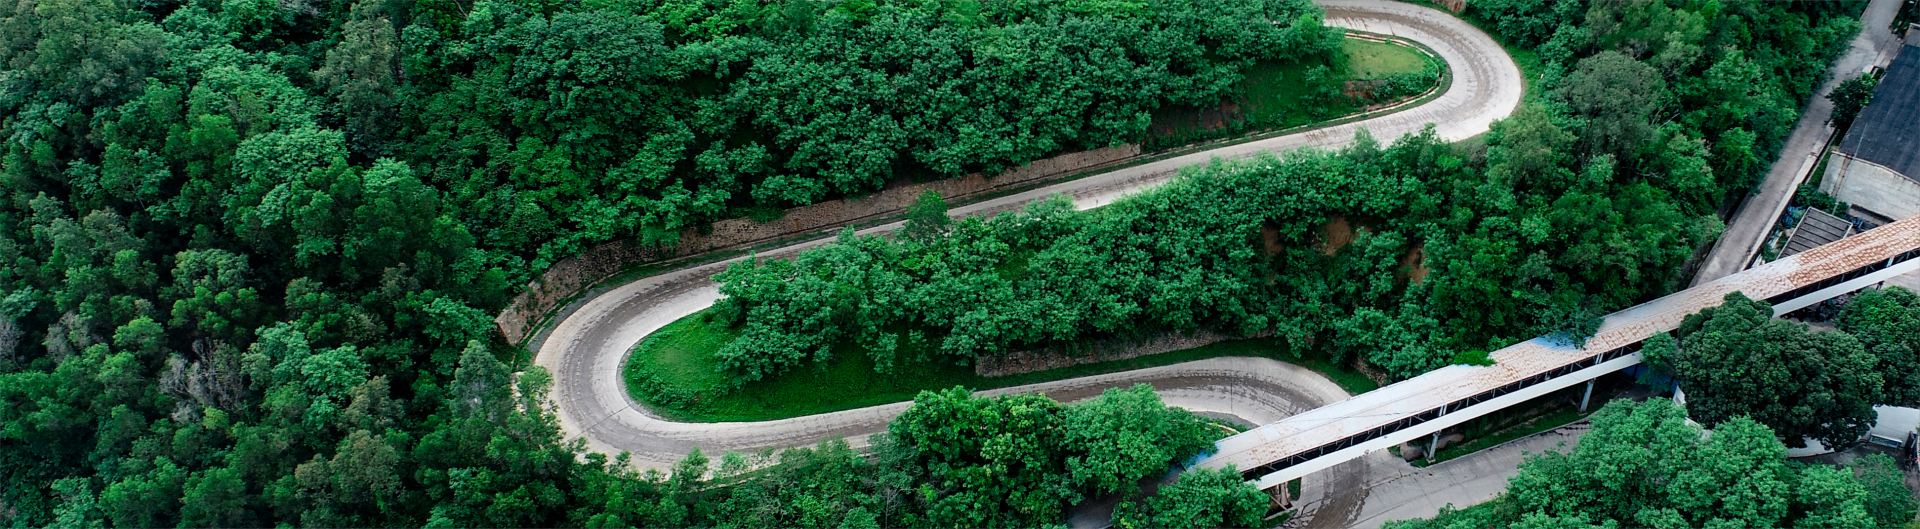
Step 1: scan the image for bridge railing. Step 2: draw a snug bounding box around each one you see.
[1227,230,1920,485]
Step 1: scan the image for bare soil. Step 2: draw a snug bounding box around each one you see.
[1400,240,1431,285]
[1317,215,1359,256]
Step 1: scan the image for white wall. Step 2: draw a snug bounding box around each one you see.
[1824,154,1920,220]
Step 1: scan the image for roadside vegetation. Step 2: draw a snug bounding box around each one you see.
[0,0,1349,526]
[625,309,1375,422]
[603,384,1270,529]
[1639,289,1920,449]
[1148,35,1444,148]
[1386,398,1918,529]
[699,0,1863,407]
[0,0,1875,527]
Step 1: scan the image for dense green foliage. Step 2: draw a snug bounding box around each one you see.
[1384,399,1904,529]
[625,311,1376,422]
[713,0,1861,387]
[1111,466,1268,529]
[618,384,1230,529]
[0,0,1345,526]
[1828,73,1879,126]
[1148,37,1442,148]
[0,0,1873,526]
[1643,292,1882,449]
[1641,289,1920,450]
[1838,286,1920,406]
[398,0,1340,266]
[887,384,1222,527]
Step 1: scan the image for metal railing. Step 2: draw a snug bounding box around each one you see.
[1238,342,1642,481]
[1227,234,1920,484]
[1765,247,1920,305]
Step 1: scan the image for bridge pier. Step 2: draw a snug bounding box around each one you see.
[1578,379,1596,412]
[1427,431,1441,463]
[1265,481,1294,512]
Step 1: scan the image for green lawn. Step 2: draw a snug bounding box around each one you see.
[624,309,1379,422]
[1344,38,1433,79]
[1149,34,1439,148]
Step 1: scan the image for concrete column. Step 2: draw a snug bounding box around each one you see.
[1427,431,1441,463]
[1266,484,1292,510]
[1578,379,1596,413]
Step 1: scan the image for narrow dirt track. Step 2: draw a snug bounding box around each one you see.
[534,0,1522,486]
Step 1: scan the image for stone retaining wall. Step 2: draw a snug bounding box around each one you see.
[975,328,1272,377]
[497,144,1142,344]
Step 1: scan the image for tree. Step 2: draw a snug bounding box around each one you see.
[1111,466,1267,529]
[166,250,267,344]
[1392,399,1883,529]
[1555,51,1666,160]
[1837,286,1920,406]
[888,387,1076,527]
[451,340,513,423]
[314,2,403,155]
[1486,106,1576,193]
[178,466,254,528]
[50,477,105,529]
[1663,292,1880,449]
[1827,74,1878,126]
[1850,453,1916,528]
[1062,384,1219,496]
[903,190,951,242]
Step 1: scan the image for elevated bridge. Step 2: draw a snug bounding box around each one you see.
[1195,214,1920,491]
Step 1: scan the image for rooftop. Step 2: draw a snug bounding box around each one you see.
[1839,43,1920,180]
[1784,208,1854,257]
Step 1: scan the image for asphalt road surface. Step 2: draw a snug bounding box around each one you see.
[533,0,1523,492]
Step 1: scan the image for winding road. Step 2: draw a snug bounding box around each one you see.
[534,2,1521,520]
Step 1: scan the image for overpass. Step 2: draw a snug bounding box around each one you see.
[1195,214,1920,491]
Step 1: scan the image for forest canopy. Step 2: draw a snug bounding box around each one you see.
[0,0,1870,526]
[704,0,1863,388]
[1384,398,1915,529]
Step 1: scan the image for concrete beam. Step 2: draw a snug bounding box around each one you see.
[1249,353,1644,490]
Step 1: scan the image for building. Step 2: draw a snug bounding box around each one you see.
[1823,41,1920,222]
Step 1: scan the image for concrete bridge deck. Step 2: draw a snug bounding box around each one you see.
[1198,214,1920,490]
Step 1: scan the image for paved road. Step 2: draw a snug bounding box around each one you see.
[534,0,1522,471]
[1335,422,1592,529]
[1692,0,1906,286]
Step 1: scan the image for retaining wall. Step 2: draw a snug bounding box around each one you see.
[976,328,1273,377]
[497,144,1142,344]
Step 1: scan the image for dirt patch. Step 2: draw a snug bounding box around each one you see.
[1399,240,1430,285]
[1316,215,1358,256]
[1341,79,1387,100]
[1260,223,1286,257]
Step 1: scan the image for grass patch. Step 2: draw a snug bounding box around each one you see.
[1345,38,1432,79]
[1149,35,1441,148]
[1411,406,1590,468]
[625,310,1378,422]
